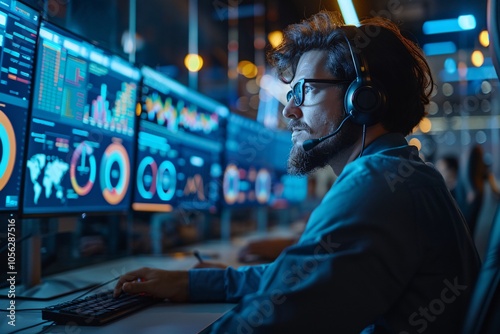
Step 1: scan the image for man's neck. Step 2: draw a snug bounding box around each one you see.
[328,123,389,175]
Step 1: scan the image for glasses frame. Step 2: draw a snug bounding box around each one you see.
[286,78,351,106]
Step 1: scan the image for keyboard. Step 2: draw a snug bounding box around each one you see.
[42,290,160,326]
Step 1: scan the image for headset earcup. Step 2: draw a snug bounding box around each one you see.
[344,78,386,126]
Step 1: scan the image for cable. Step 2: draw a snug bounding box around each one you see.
[0,280,102,301]
[37,322,57,334]
[0,230,64,255]
[0,308,44,312]
[359,124,367,157]
[6,320,52,334]
[0,233,32,253]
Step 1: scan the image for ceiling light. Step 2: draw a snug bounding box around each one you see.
[337,0,360,26]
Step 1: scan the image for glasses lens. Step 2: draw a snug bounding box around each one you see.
[293,81,303,106]
[286,90,293,102]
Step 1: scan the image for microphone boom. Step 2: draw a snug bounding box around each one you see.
[302,115,352,151]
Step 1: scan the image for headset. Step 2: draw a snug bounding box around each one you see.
[341,25,387,127]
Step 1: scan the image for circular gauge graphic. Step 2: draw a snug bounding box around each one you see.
[255,168,272,204]
[156,160,176,201]
[100,142,130,205]
[223,164,240,205]
[70,141,96,196]
[136,156,158,200]
[0,111,16,191]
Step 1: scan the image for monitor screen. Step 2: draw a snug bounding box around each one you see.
[22,21,140,215]
[222,113,277,207]
[132,66,227,213]
[0,0,39,211]
[267,129,308,207]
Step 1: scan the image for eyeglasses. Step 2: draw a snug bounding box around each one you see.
[286,78,350,106]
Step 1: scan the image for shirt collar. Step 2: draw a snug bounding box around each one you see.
[361,133,408,156]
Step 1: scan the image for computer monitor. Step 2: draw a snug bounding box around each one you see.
[222,113,276,207]
[22,20,141,215]
[268,129,308,207]
[0,0,39,211]
[132,66,227,213]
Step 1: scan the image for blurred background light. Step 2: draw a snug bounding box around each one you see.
[471,50,485,67]
[267,30,283,48]
[184,53,203,72]
[419,118,432,133]
[409,138,422,150]
[423,41,457,56]
[423,15,476,34]
[458,15,476,30]
[479,29,490,47]
[238,60,258,78]
[444,58,457,73]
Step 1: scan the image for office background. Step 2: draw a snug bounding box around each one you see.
[0,0,499,302]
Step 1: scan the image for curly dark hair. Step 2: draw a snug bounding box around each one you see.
[266,11,434,136]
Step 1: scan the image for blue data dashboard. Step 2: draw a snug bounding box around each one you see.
[22,20,141,215]
[132,66,228,213]
[0,0,39,211]
[222,117,307,208]
[0,3,305,216]
[222,113,276,207]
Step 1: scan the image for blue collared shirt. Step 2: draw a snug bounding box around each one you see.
[189,133,480,333]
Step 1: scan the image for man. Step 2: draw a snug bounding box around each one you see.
[115,11,480,333]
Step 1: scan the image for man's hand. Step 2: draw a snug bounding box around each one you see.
[238,237,297,263]
[113,267,189,302]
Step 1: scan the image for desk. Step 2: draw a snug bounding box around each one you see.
[0,255,235,334]
[1,228,296,333]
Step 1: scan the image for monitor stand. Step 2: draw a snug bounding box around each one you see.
[219,206,269,242]
[220,208,232,241]
[256,206,268,233]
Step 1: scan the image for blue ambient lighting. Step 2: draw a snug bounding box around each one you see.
[423,15,476,35]
[444,58,457,74]
[423,41,457,56]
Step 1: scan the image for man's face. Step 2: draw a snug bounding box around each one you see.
[283,50,359,175]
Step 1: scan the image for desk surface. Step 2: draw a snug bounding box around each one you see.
[1,255,235,334]
[1,228,297,334]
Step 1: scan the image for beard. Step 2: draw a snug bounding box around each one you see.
[287,117,359,175]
